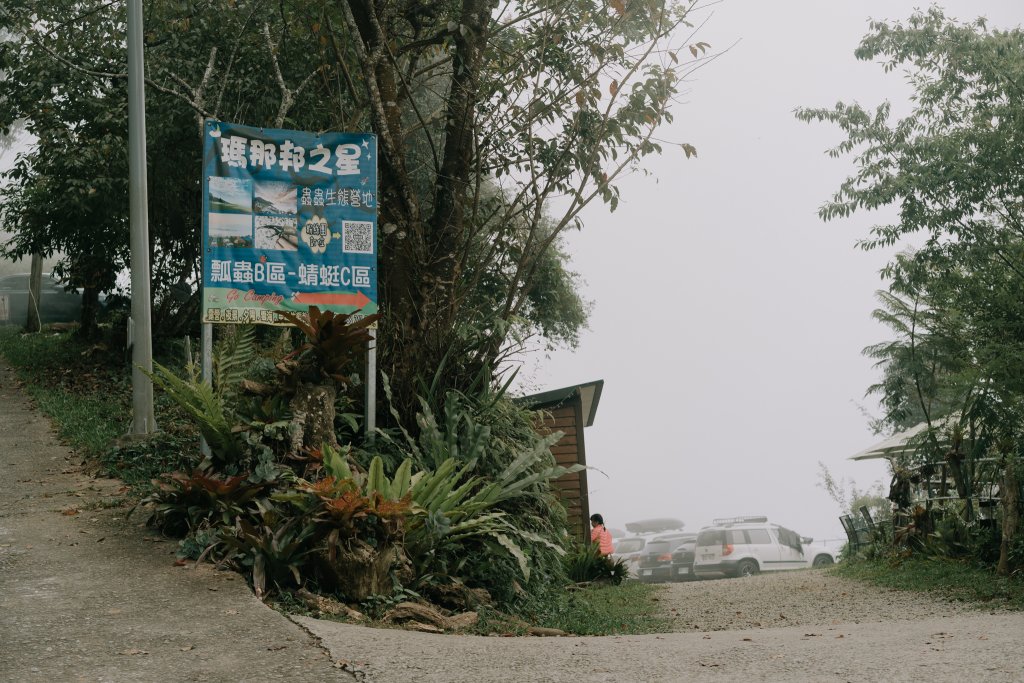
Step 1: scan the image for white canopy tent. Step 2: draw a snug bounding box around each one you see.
[849,416,957,462]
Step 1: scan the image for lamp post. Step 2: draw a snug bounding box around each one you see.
[127,0,156,433]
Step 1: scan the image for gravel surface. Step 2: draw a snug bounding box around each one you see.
[301,573,1024,682]
[657,570,977,631]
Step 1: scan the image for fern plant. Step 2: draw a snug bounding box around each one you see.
[147,361,245,468]
[213,324,257,397]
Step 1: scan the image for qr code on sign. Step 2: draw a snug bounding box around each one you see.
[342,220,374,254]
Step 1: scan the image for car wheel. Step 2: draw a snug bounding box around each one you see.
[736,559,758,577]
[812,554,834,567]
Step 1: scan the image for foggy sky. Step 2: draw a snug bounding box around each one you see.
[518,0,1023,544]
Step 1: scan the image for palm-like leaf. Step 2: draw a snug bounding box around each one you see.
[146,361,244,465]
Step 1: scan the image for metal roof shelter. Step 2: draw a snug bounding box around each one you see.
[848,414,999,519]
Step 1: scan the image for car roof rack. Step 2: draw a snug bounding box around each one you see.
[711,516,768,526]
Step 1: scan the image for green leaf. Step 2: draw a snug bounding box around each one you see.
[494,533,530,581]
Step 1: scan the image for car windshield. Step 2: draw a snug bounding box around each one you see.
[615,538,645,553]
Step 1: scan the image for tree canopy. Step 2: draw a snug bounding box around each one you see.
[798,11,1024,566]
[796,8,1024,441]
[1,0,710,412]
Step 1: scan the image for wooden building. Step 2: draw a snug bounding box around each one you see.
[522,380,604,543]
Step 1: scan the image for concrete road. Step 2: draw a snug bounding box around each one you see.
[0,363,346,682]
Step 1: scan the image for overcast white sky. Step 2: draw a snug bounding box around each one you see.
[518,0,1023,543]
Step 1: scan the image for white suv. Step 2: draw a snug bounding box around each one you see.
[692,516,837,578]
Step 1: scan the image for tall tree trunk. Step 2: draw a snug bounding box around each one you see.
[78,285,101,339]
[26,253,42,333]
[945,444,974,522]
[377,0,498,423]
[997,457,1020,576]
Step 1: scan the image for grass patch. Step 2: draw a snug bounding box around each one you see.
[519,582,673,635]
[0,328,199,491]
[100,431,200,494]
[836,555,1024,609]
[0,329,129,458]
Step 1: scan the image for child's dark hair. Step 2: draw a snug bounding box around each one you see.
[590,513,604,525]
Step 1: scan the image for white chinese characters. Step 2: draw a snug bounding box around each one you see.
[216,133,366,177]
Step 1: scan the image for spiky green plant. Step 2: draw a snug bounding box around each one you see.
[564,543,629,585]
[146,361,245,467]
[213,324,257,397]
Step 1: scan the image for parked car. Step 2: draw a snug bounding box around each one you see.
[0,273,84,326]
[692,516,838,579]
[611,536,647,577]
[636,533,696,583]
[668,537,699,581]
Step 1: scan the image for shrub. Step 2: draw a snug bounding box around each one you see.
[564,544,628,585]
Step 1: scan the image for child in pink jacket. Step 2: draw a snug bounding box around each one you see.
[590,513,615,555]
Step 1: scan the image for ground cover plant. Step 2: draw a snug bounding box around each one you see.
[473,581,671,636]
[0,328,128,458]
[835,555,1024,610]
[0,320,653,633]
[0,328,199,487]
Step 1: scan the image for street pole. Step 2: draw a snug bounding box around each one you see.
[128,0,156,433]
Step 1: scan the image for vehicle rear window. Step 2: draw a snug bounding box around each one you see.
[615,539,644,553]
[697,530,724,546]
[645,541,670,554]
[726,530,747,544]
[746,529,771,544]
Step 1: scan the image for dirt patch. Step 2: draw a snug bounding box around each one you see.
[656,570,978,631]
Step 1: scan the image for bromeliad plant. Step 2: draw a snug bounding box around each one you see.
[140,313,586,610]
[374,384,584,601]
[242,445,419,600]
[216,499,320,601]
[142,468,280,536]
[276,306,380,386]
[275,307,380,452]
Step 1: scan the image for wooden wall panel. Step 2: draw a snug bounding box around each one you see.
[531,397,590,543]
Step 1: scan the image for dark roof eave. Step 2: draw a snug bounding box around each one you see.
[519,379,604,427]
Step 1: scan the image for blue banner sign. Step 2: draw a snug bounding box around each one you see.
[201,120,377,325]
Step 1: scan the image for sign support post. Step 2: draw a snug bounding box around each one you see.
[200,321,213,456]
[364,328,376,444]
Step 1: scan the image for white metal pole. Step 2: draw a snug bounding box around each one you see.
[128,0,156,433]
[365,327,376,443]
[200,322,213,456]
